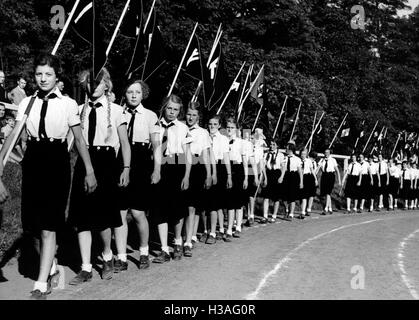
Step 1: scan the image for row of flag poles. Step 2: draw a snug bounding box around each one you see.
[3,0,419,165]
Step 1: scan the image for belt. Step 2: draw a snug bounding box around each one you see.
[28,136,66,143]
[131,141,150,147]
[87,145,115,151]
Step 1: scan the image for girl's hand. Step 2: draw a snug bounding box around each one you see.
[151,170,161,184]
[205,176,212,189]
[243,178,248,190]
[0,179,9,203]
[226,176,233,189]
[119,168,130,187]
[181,176,189,190]
[262,177,268,188]
[212,174,217,186]
[278,177,283,184]
[84,172,97,194]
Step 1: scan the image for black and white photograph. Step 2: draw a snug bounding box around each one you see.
[0,0,419,310]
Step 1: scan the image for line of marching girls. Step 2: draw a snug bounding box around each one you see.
[1,54,419,300]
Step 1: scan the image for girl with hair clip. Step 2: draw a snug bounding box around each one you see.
[205,114,233,242]
[261,139,284,223]
[224,117,248,241]
[114,79,161,271]
[151,94,192,263]
[299,148,318,219]
[68,67,131,285]
[388,158,401,210]
[278,141,303,220]
[0,53,97,299]
[183,101,212,255]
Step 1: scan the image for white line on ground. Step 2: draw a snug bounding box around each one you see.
[396,228,419,300]
[245,218,383,300]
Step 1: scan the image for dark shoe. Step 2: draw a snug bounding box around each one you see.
[245,218,254,227]
[152,251,170,264]
[329,210,333,214]
[357,209,362,213]
[199,233,208,243]
[305,212,311,217]
[233,230,241,238]
[69,270,93,286]
[183,246,192,257]
[346,210,351,214]
[268,217,276,223]
[138,255,150,269]
[114,259,128,273]
[48,270,60,290]
[173,245,182,261]
[206,234,216,244]
[102,258,114,280]
[223,233,232,242]
[321,211,327,215]
[297,215,305,220]
[259,218,268,224]
[216,232,223,241]
[30,289,49,300]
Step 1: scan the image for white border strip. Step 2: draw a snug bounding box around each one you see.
[397,229,419,300]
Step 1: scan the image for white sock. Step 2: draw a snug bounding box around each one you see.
[102,250,113,262]
[210,233,216,238]
[191,236,198,242]
[33,281,48,293]
[117,253,127,262]
[236,226,242,232]
[161,246,170,254]
[219,228,225,234]
[82,263,92,272]
[49,259,57,276]
[139,246,149,256]
[174,238,183,246]
[307,209,311,213]
[226,230,233,236]
[184,242,192,248]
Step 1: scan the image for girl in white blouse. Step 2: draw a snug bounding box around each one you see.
[387,158,401,210]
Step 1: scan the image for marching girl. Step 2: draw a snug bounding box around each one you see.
[343,154,361,213]
[261,140,284,223]
[377,153,389,211]
[388,159,401,210]
[225,117,248,240]
[151,94,192,263]
[205,115,232,242]
[399,161,412,210]
[318,149,341,214]
[357,154,372,212]
[306,151,319,215]
[242,131,259,226]
[183,102,212,255]
[68,68,131,285]
[114,79,161,272]
[278,140,303,220]
[253,128,267,224]
[409,162,418,209]
[299,148,318,218]
[368,157,381,212]
[0,54,97,299]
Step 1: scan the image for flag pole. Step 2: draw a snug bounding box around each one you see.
[251,103,264,132]
[143,0,156,33]
[304,111,325,149]
[191,81,203,103]
[216,61,246,115]
[308,110,317,153]
[52,0,81,55]
[207,24,222,68]
[391,133,401,158]
[236,64,253,122]
[238,65,264,115]
[289,100,302,141]
[106,0,131,56]
[370,125,385,155]
[167,22,199,97]
[272,95,288,139]
[328,112,348,149]
[362,120,378,153]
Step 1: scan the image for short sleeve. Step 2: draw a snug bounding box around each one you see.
[202,131,211,150]
[221,136,229,154]
[148,111,160,136]
[114,105,127,127]
[15,97,31,122]
[182,125,193,145]
[66,98,81,127]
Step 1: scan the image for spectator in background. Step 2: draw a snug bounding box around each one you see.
[0,103,6,124]
[1,115,15,139]
[0,71,8,103]
[8,76,27,106]
[56,80,65,93]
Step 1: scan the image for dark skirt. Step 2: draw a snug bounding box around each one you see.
[300,173,316,199]
[379,174,388,195]
[185,161,207,210]
[358,174,371,200]
[344,175,359,199]
[68,147,122,232]
[282,171,301,202]
[399,180,411,200]
[320,172,335,196]
[225,162,246,210]
[21,139,70,233]
[207,161,228,212]
[370,174,380,198]
[409,184,417,201]
[261,169,282,201]
[388,176,400,196]
[118,143,153,211]
[247,173,258,199]
[150,158,187,224]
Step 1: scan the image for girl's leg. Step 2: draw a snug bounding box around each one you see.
[131,210,149,256]
[307,197,314,213]
[263,198,269,219]
[301,198,307,216]
[157,223,169,253]
[185,207,195,248]
[32,230,56,294]
[272,201,280,219]
[114,210,128,263]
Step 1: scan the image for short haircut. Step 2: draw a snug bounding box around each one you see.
[208,114,221,124]
[34,53,62,78]
[226,117,239,129]
[124,79,150,100]
[287,143,296,153]
[162,94,184,118]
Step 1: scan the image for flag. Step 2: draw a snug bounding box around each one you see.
[120,0,143,38]
[71,0,107,80]
[181,34,204,82]
[205,42,230,111]
[141,24,167,81]
[341,128,350,138]
[250,66,265,106]
[236,64,253,120]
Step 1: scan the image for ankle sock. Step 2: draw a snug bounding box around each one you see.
[161,246,170,254]
[49,259,57,276]
[117,253,127,262]
[102,250,113,262]
[33,281,48,293]
[139,246,149,256]
[82,263,92,272]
